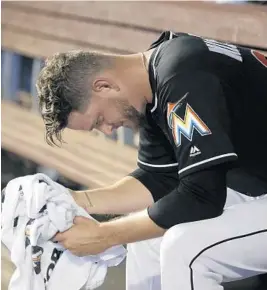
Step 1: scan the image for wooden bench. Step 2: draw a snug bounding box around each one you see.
[2,100,138,188]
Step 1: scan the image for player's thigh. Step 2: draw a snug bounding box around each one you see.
[224,187,256,208]
[161,196,267,277]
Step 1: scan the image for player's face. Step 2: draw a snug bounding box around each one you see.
[67,75,146,134]
[67,94,144,135]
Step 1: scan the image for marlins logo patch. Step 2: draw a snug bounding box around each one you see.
[167,99,211,147]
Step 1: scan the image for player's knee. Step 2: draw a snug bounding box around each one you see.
[160,224,200,266]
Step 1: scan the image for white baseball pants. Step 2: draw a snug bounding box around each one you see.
[126,189,267,290]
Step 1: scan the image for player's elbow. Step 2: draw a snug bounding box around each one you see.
[180,166,227,214]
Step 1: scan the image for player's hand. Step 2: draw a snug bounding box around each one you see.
[53,216,109,256]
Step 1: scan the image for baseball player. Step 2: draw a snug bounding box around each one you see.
[36,31,267,290]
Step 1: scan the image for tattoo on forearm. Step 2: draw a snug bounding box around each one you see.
[85,192,93,207]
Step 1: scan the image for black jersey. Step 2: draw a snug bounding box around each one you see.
[137,31,267,197]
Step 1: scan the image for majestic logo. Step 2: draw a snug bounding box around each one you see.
[167,98,211,147]
[190,146,201,157]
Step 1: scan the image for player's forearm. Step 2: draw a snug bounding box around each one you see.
[101,209,166,246]
[71,176,154,215]
[98,167,226,246]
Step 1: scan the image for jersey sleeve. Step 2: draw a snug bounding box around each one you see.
[161,71,238,178]
[137,110,178,173]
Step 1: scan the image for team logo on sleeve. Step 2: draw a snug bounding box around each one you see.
[167,99,211,147]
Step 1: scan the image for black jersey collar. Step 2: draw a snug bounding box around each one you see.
[147,31,179,113]
[147,44,162,113]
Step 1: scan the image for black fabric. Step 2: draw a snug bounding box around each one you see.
[159,71,237,178]
[137,107,178,173]
[129,167,179,202]
[147,31,189,50]
[143,31,267,195]
[129,31,267,227]
[147,165,227,229]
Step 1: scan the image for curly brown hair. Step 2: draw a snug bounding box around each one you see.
[36,50,112,146]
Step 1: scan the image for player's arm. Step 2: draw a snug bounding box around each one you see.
[96,72,239,246]
[70,176,154,215]
[71,168,179,215]
[71,113,179,215]
[100,165,228,246]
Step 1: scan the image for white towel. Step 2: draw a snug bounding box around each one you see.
[1,173,126,290]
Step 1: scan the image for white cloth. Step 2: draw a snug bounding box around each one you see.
[1,173,126,290]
